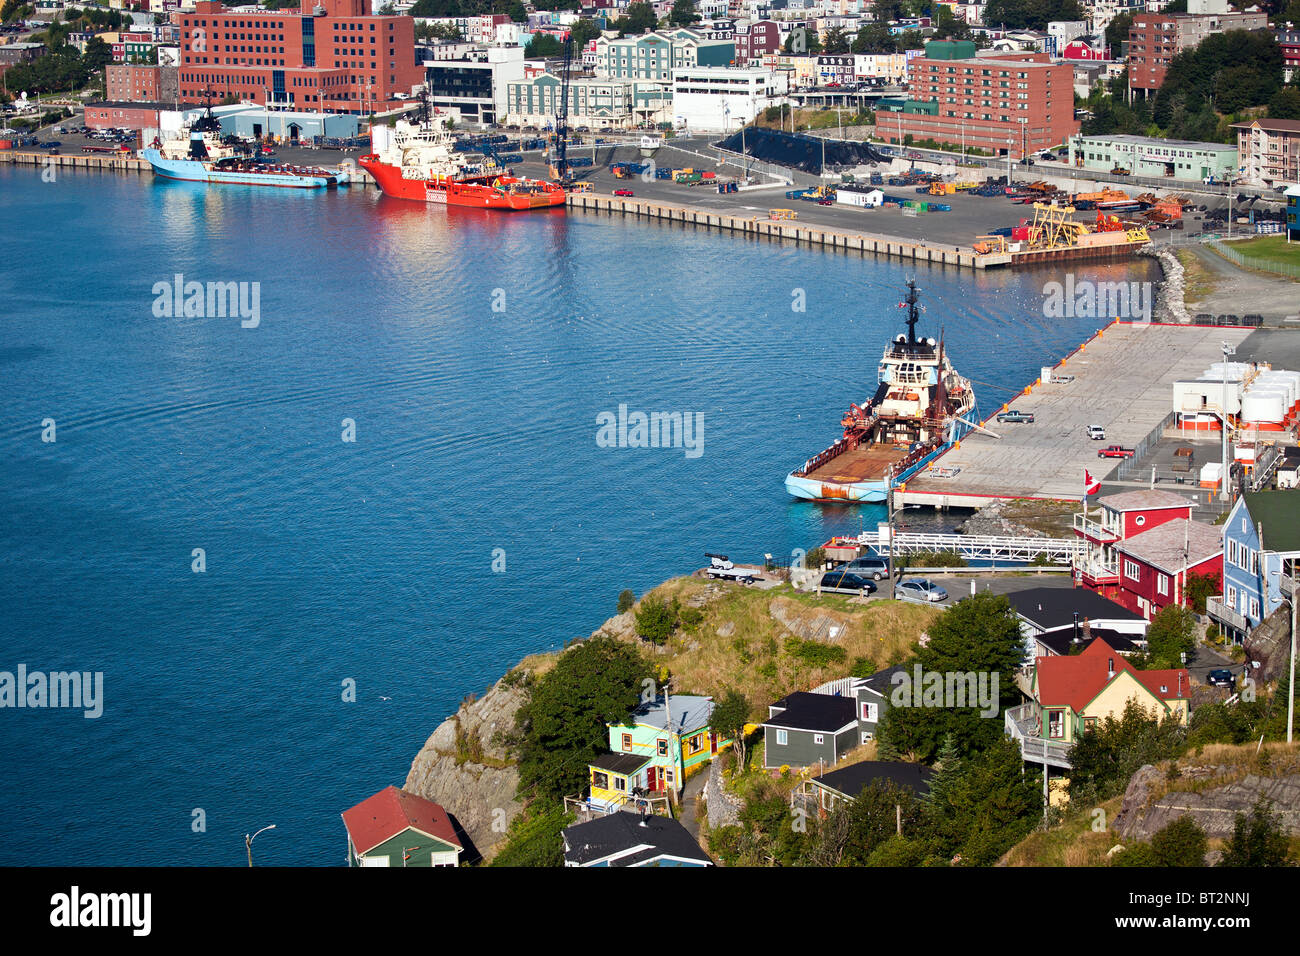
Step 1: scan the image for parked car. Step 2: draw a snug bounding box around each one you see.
[1087,425,1106,440]
[1098,444,1136,459]
[1216,314,1238,325]
[819,570,878,596]
[844,555,890,580]
[612,188,634,197]
[895,578,948,602]
[1206,668,1236,688]
[996,410,1035,423]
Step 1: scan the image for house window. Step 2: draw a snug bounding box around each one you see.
[1135,515,1146,526]
[591,771,609,790]
[1226,584,1236,609]
[813,733,824,745]
[687,733,704,755]
[656,738,668,756]
[860,702,878,722]
[861,731,873,744]
[1048,710,1064,738]
[1250,596,1260,618]
[1083,717,1097,732]
[1124,559,1141,581]
[613,775,626,792]
[775,729,788,746]
[621,733,632,752]
[1157,574,1169,596]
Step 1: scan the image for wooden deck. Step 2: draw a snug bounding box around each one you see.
[804,443,911,483]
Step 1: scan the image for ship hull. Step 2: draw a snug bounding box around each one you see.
[142,150,335,188]
[784,439,957,502]
[358,154,565,210]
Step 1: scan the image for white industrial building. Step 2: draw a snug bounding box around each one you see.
[670,66,788,132]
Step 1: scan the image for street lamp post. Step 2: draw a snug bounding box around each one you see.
[245,824,276,867]
[1220,342,1234,503]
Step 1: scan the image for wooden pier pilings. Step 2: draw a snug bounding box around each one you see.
[564,192,1002,270]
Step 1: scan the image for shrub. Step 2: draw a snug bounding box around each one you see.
[783,637,847,668]
[616,589,636,614]
[634,596,679,645]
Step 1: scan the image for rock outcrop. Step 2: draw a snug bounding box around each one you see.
[403,678,529,863]
[769,596,853,643]
[1245,605,1294,682]
[1139,244,1191,325]
[1113,762,1300,841]
[704,760,743,830]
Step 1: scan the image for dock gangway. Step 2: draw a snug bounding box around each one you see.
[860,531,1085,564]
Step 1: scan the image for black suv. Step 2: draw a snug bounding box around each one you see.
[818,571,878,596]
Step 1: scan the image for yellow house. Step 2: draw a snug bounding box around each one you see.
[1029,638,1190,745]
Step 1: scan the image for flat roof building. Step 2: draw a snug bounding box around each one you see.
[1067,132,1238,183]
[1231,117,1300,188]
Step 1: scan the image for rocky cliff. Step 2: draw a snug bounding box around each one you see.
[1113,759,1300,842]
[403,678,529,863]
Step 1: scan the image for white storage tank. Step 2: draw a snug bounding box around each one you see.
[1241,387,1286,424]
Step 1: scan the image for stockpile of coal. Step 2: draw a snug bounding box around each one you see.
[716,127,889,174]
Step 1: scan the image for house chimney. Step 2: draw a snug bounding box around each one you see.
[1108,657,1115,678]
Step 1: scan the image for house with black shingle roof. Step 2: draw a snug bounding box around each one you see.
[761,667,905,769]
[561,812,713,867]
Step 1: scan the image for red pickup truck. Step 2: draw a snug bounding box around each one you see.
[1098,445,1136,459]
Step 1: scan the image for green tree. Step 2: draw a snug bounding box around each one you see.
[667,0,699,27]
[633,595,678,645]
[924,736,1042,864]
[1270,86,1300,121]
[568,18,602,52]
[1148,814,1208,866]
[837,780,925,864]
[616,589,636,614]
[1219,799,1293,866]
[525,34,564,58]
[852,22,895,53]
[982,0,1084,30]
[1143,604,1197,669]
[1104,11,1132,55]
[782,27,822,54]
[489,804,572,866]
[615,1,657,36]
[711,689,751,771]
[876,593,1025,761]
[1068,699,1186,801]
[822,26,851,55]
[514,636,654,803]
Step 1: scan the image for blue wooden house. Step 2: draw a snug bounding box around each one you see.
[1211,491,1300,643]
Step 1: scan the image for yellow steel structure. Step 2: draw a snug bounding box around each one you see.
[1028,202,1087,250]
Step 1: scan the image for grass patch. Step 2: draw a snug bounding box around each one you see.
[1224,234,1300,272]
[1176,248,1218,304]
[628,577,937,719]
[1000,794,1126,867]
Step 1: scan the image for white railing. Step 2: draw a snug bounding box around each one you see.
[860,531,1085,563]
[810,676,863,697]
[1005,703,1072,769]
[1076,557,1120,582]
[1207,595,1247,632]
[1072,513,1119,541]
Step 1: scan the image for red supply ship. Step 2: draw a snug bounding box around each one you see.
[358,110,565,211]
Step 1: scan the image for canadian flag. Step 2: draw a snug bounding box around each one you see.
[1084,470,1101,496]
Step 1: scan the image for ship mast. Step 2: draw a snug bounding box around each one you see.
[903,280,921,347]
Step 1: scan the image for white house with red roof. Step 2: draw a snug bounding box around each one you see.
[341,786,463,867]
[1072,489,1222,619]
[1006,637,1191,769]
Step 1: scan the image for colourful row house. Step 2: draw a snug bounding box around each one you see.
[587,693,730,810]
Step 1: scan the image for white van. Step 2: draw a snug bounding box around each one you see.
[1087,425,1106,440]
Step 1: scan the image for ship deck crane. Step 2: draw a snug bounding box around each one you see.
[549,31,574,184]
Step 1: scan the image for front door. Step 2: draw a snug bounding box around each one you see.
[710,732,718,754]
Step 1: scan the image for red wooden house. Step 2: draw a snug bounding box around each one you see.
[1073,490,1222,619]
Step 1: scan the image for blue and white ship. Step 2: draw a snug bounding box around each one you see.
[141,102,343,189]
[785,282,978,503]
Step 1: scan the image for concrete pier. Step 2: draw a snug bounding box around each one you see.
[566,192,1001,269]
[0,149,150,173]
[899,321,1258,507]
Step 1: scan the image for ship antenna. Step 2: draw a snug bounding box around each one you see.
[905,280,920,345]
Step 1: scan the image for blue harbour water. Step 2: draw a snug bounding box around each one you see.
[0,166,1156,865]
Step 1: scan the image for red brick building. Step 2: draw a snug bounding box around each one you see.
[1128,11,1270,94]
[106,63,179,104]
[177,0,423,114]
[84,103,163,131]
[735,20,781,65]
[1074,490,1223,620]
[873,44,1078,155]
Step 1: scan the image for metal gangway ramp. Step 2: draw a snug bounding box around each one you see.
[861,531,1085,564]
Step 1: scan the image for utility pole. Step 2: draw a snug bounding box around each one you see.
[1220,342,1234,503]
[1289,567,1297,744]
